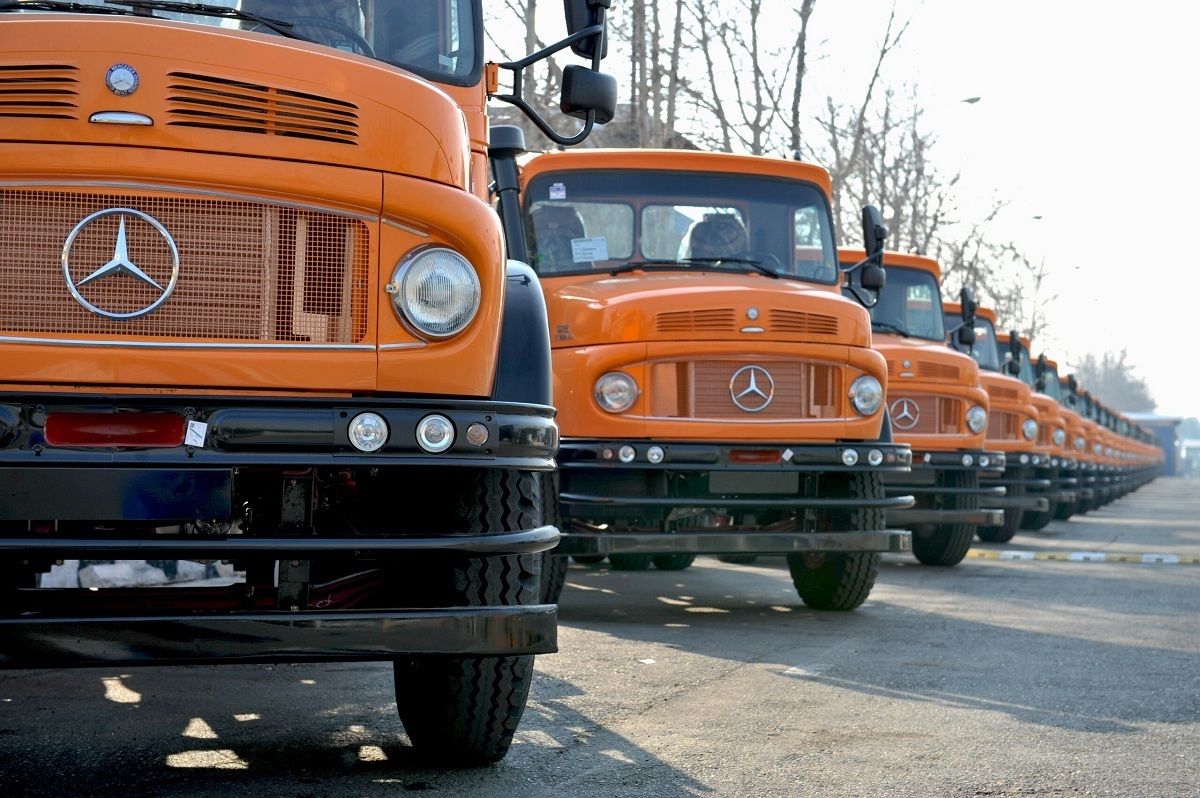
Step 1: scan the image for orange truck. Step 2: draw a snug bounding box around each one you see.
[0,0,617,766]
[943,301,1052,542]
[490,146,914,611]
[1032,355,1086,520]
[992,332,1073,530]
[839,250,1005,566]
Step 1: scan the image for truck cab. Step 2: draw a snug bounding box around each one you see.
[839,249,1004,566]
[0,0,615,766]
[496,147,913,612]
[944,302,1050,542]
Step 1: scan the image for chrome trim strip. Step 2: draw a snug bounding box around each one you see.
[0,335,374,351]
[0,181,376,224]
[379,342,427,351]
[89,111,153,126]
[382,218,430,237]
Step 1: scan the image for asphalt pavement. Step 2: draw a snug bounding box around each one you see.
[1,478,1197,797]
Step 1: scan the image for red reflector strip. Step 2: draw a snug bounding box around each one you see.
[728,449,782,464]
[44,412,186,448]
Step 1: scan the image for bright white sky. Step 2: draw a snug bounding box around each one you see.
[496,1,1198,415]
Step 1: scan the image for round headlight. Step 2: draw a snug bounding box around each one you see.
[1075,435,1085,451]
[348,412,388,453]
[594,372,639,413]
[416,414,455,453]
[1053,427,1067,447]
[389,247,481,339]
[966,405,988,434]
[1022,418,1039,441]
[1093,442,1102,455]
[850,375,883,416]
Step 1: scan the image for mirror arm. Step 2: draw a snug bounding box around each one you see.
[840,256,879,309]
[492,25,606,147]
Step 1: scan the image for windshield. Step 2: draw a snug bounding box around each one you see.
[523,169,839,283]
[996,338,1035,387]
[944,312,1000,370]
[859,265,945,341]
[1041,365,1063,400]
[15,0,481,85]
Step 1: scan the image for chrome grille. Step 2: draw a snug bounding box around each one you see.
[649,360,841,420]
[166,72,359,145]
[0,188,369,343]
[0,64,78,120]
[890,393,961,435]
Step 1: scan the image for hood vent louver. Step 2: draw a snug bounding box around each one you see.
[656,308,737,333]
[166,71,359,145]
[768,309,839,336]
[0,64,79,120]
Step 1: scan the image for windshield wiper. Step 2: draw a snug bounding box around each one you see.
[0,1,134,13]
[684,256,778,279]
[105,0,302,39]
[872,321,910,337]
[609,257,779,278]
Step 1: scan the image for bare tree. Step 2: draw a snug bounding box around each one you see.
[1071,351,1156,412]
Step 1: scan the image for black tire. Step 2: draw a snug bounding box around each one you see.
[609,553,654,571]
[787,471,882,611]
[977,484,1023,543]
[1053,497,1077,520]
[393,469,540,767]
[1019,500,1056,531]
[911,470,978,567]
[538,472,568,605]
[717,554,760,565]
[571,554,607,566]
[652,553,696,571]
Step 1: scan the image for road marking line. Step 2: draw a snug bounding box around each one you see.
[967,549,1199,565]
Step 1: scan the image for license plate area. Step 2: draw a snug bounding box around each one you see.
[707,472,799,495]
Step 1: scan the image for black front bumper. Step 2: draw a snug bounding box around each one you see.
[555,439,913,554]
[885,450,1007,526]
[0,605,558,669]
[982,463,1053,512]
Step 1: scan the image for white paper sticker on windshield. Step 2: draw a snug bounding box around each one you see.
[571,236,608,263]
[549,182,567,200]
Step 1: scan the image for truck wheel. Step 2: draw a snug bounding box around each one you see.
[571,555,606,565]
[788,471,882,611]
[538,472,567,605]
[609,553,654,571]
[717,554,760,564]
[976,484,1023,543]
[911,470,978,566]
[393,469,539,766]
[1053,497,1077,520]
[1020,501,1056,531]
[652,553,696,571]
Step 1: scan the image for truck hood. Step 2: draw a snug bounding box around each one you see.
[543,271,871,349]
[872,334,982,387]
[0,16,468,189]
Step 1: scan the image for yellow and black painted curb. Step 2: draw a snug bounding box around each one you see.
[968,549,1200,564]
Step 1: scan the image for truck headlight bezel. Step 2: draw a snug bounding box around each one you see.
[594,372,639,413]
[388,246,481,340]
[1053,427,1067,447]
[849,375,884,416]
[1022,418,1039,441]
[966,405,988,434]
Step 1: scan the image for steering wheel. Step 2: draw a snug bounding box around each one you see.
[282,16,376,58]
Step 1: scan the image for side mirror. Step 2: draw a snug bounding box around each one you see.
[1067,374,1078,394]
[564,0,611,59]
[1034,353,1047,392]
[959,286,978,322]
[956,325,976,346]
[1008,329,1022,361]
[862,263,886,290]
[491,0,614,146]
[488,125,529,264]
[862,205,888,261]
[559,64,617,123]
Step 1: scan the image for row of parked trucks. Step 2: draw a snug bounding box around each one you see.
[0,0,1162,766]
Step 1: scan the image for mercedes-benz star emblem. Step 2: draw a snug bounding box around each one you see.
[61,208,180,320]
[729,365,775,413]
[891,397,921,430]
[106,63,139,96]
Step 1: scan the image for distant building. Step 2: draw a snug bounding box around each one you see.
[1126,413,1183,476]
